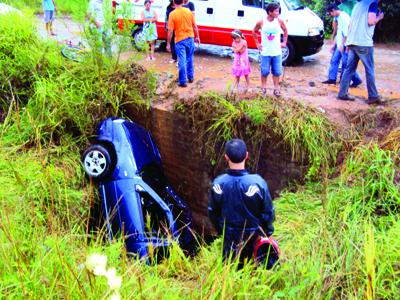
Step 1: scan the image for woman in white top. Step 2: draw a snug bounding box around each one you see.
[252,3,288,97]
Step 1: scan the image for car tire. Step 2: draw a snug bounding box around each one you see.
[282,39,296,66]
[132,27,146,51]
[82,144,114,180]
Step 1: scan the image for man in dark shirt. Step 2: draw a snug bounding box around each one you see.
[208,139,275,263]
[183,0,195,15]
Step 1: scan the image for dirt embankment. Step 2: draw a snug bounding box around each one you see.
[131,41,400,131]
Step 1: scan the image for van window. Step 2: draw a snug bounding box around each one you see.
[242,0,263,8]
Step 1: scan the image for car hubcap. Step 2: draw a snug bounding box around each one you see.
[84,150,107,177]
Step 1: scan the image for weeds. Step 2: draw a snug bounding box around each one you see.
[176,93,341,179]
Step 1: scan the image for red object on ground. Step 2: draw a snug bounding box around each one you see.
[253,236,280,266]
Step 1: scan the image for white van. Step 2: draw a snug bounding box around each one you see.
[113,0,324,65]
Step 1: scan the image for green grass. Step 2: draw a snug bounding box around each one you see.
[6,0,89,20]
[176,93,342,179]
[0,11,399,300]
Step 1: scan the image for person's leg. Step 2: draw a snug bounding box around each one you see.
[338,47,359,98]
[44,11,51,35]
[271,55,283,95]
[175,40,187,86]
[49,11,55,35]
[341,50,362,86]
[326,47,342,82]
[171,32,177,61]
[357,46,379,99]
[233,76,240,91]
[185,38,195,82]
[150,40,155,59]
[244,75,250,91]
[260,56,271,94]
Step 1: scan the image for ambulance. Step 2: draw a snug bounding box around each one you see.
[113,0,324,65]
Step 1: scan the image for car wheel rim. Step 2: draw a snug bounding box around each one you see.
[84,150,107,177]
[282,46,289,62]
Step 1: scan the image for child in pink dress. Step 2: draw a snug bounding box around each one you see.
[231,30,251,92]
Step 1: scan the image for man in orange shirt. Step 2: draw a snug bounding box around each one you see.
[167,0,200,87]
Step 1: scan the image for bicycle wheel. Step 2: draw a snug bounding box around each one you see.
[61,45,85,62]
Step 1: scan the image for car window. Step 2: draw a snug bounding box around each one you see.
[242,0,263,8]
[139,162,168,196]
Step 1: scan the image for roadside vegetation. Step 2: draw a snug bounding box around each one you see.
[0,10,399,300]
[6,0,88,20]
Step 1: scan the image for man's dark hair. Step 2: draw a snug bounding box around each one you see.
[225,139,247,163]
[327,3,339,13]
[174,0,183,5]
[266,3,280,14]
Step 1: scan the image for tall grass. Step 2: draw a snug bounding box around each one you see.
[6,0,89,20]
[177,94,342,179]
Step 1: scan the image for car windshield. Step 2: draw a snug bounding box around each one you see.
[284,0,304,10]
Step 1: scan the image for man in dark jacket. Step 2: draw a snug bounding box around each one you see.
[208,139,275,263]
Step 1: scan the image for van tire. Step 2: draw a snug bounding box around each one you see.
[282,39,296,66]
[132,27,146,51]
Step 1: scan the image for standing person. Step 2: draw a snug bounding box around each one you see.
[141,0,158,61]
[322,4,362,87]
[338,0,384,104]
[43,0,57,36]
[231,30,251,93]
[208,139,275,264]
[88,0,112,57]
[336,0,358,16]
[183,0,195,16]
[165,0,177,64]
[252,3,288,97]
[167,0,200,88]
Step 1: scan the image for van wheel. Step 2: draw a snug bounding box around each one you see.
[282,39,296,66]
[132,27,146,51]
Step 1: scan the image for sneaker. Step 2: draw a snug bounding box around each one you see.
[188,78,194,83]
[273,89,281,97]
[261,88,267,95]
[178,83,187,88]
[337,95,355,101]
[322,79,336,85]
[366,96,381,105]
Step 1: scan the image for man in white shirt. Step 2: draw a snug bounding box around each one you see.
[323,4,362,87]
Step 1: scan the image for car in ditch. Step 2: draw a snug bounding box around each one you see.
[82,118,195,258]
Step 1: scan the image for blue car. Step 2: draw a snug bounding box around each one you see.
[82,118,195,258]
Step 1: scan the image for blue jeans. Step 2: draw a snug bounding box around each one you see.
[260,55,282,77]
[175,37,195,85]
[339,46,379,99]
[328,46,362,84]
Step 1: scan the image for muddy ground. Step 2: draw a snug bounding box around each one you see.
[42,16,400,128]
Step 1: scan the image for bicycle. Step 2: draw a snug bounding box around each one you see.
[61,41,90,62]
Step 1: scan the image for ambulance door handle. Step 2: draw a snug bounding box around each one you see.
[238,10,244,17]
[207,8,213,14]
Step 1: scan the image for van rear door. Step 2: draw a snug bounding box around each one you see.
[192,0,215,44]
